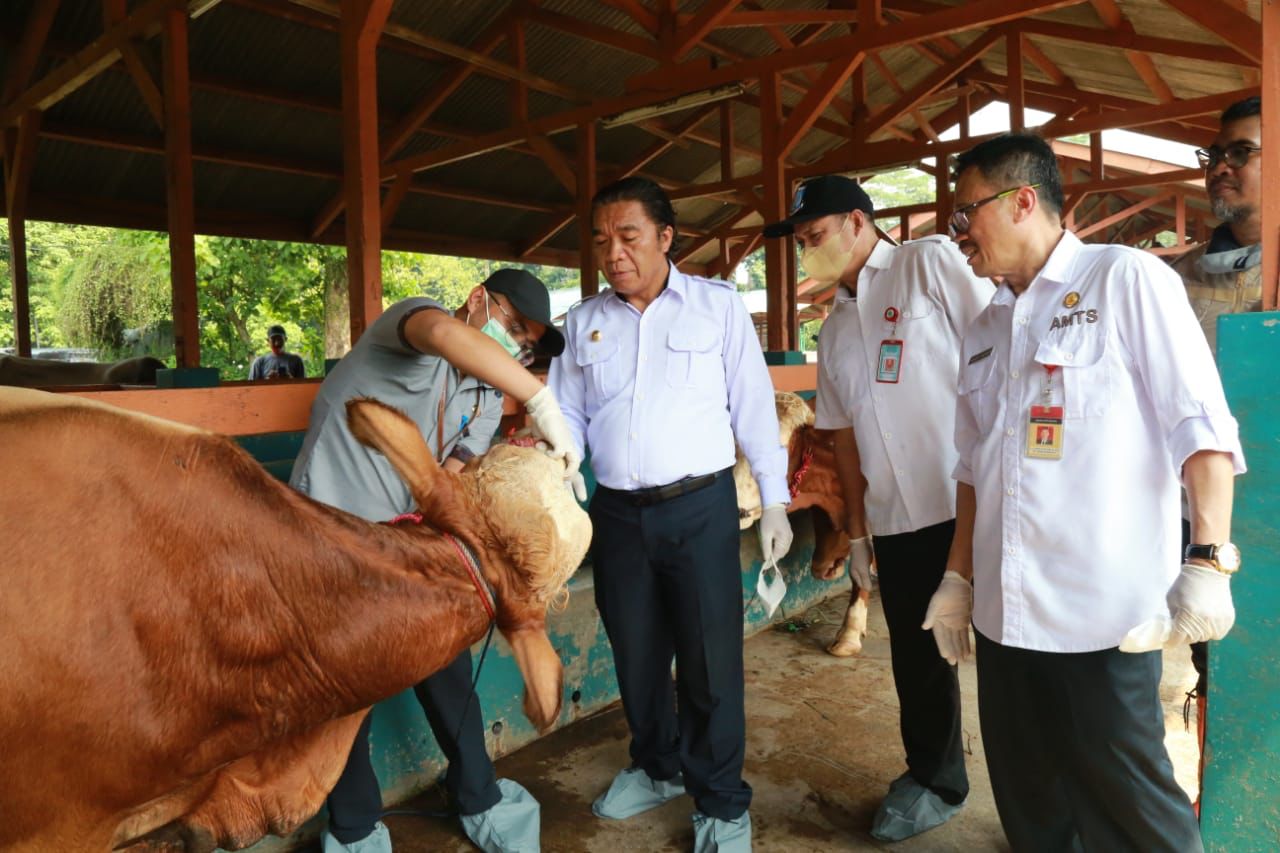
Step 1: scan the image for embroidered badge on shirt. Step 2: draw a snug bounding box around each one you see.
[1049,309,1098,330]
[968,346,994,365]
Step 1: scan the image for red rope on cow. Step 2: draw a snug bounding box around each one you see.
[443,533,497,623]
[381,513,496,623]
[789,444,814,500]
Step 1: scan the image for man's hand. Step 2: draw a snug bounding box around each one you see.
[921,571,973,665]
[1120,562,1235,652]
[759,504,794,563]
[848,535,874,591]
[525,387,587,501]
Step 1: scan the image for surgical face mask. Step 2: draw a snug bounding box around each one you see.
[800,216,854,282]
[480,293,524,359]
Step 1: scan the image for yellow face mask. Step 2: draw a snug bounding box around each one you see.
[800,215,854,282]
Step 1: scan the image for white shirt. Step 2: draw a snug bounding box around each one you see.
[549,263,789,506]
[815,236,994,536]
[955,231,1245,653]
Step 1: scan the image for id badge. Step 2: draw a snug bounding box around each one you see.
[876,339,904,383]
[1026,405,1064,459]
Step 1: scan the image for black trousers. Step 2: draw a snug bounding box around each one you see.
[975,630,1202,853]
[589,472,750,820]
[325,647,502,844]
[875,519,969,805]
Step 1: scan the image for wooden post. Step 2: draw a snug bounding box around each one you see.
[1262,0,1279,310]
[577,121,598,296]
[760,70,794,352]
[6,216,32,356]
[340,0,394,347]
[1008,30,1025,131]
[1090,129,1105,181]
[935,161,952,237]
[720,99,734,182]
[162,8,198,367]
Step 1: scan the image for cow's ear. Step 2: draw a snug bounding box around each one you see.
[346,398,440,499]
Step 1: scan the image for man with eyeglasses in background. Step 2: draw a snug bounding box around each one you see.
[929,133,1245,852]
[1168,96,1262,770]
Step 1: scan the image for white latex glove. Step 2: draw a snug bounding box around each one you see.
[759,503,794,563]
[921,571,974,665]
[1119,563,1235,652]
[525,387,588,502]
[848,535,874,591]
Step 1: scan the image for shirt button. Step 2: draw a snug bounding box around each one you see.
[629,432,637,440]
[631,473,638,480]
[883,431,892,439]
[1007,487,1015,496]
[1063,353,1074,361]
[636,393,644,401]
[1006,546,1016,556]
[896,469,905,476]
[1018,317,1029,326]
[641,355,649,363]
[1006,428,1015,437]
[1011,370,1019,378]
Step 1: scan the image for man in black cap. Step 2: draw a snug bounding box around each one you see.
[249,324,306,380]
[765,174,992,842]
[292,267,581,853]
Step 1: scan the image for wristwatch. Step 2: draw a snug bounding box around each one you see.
[1184,542,1242,575]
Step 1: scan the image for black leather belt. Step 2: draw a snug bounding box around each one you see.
[600,467,730,507]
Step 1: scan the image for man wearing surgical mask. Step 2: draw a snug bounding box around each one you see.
[292,267,583,853]
[764,175,993,842]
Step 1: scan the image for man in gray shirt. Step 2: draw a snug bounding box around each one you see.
[292,268,582,853]
[249,324,306,380]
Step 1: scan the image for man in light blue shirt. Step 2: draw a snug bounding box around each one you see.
[549,176,792,853]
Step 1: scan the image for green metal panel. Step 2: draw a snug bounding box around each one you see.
[1202,311,1280,851]
[155,367,221,388]
[763,350,806,365]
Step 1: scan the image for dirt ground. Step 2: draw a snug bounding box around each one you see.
[306,588,1200,852]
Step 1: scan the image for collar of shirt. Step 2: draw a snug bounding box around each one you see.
[992,229,1082,308]
[605,262,683,313]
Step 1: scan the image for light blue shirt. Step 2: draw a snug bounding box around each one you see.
[549,263,789,506]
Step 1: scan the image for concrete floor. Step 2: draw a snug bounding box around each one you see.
[313,589,1200,852]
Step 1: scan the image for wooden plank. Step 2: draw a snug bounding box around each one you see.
[1008,29,1025,130]
[670,0,743,60]
[1162,0,1262,64]
[340,0,394,346]
[1074,192,1169,239]
[527,134,577,196]
[576,122,598,297]
[2,0,63,104]
[1262,0,1279,311]
[776,52,865,160]
[0,0,203,128]
[162,7,198,368]
[66,382,321,435]
[6,216,33,357]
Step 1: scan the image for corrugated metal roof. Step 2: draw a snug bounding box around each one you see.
[1,0,1261,273]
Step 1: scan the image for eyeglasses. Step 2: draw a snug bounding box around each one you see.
[1195,143,1261,171]
[948,184,1040,237]
[491,294,536,364]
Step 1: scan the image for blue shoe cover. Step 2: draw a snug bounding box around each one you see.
[591,767,686,819]
[870,772,964,842]
[692,810,752,853]
[460,778,541,853]
[321,822,391,853]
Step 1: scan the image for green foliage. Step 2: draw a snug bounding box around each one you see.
[57,229,172,360]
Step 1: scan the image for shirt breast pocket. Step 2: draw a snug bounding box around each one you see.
[958,351,1000,433]
[1035,330,1110,419]
[665,324,722,389]
[575,336,624,400]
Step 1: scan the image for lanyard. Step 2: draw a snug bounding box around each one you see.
[1041,364,1058,403]
[436,381,484,463]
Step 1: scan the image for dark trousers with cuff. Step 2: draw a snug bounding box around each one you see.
[975,630,1201,853]
[590,472,751,821]
[325,647,502,844]
[875,519,969,805]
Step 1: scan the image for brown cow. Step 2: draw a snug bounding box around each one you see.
[0,387,590,852]
[0,354,167,387]
[734,391,870,655]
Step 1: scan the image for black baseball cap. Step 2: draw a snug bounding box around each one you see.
[267,324,286,339]
[482,268,565,357]
[763,175,876,238]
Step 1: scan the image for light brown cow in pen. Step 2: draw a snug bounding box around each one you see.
[735,391,870,655]
[0,387,590,852]
[0,354,167,387]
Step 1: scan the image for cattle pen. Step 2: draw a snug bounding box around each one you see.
[3,1,1280,851]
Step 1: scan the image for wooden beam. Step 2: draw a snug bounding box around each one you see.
[670,0,743,60]
[340,0,394,347]
[1064,168,1203,197]
[1012,17,1255,65]
[3,111,42,221]
[3,0,62,104]
[720,99,735,181]
[776,53,865,160]
[1074,192,1170,239]
[863,26,1003,138]
[1262,0,1279,310]
[510,16,528,123]
[1162,0,1262,64]
[1090,128,1104,181]
[1018,33,1069,86]
[525,8,666,62]
[162,7,199,368]
[527,135,577,196]
[1,0,180,128]
[5,216,33,356]
[759,70,793,352]
[1008,30,1025,130]
[576,122,598,297]
[379,171,410,229]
